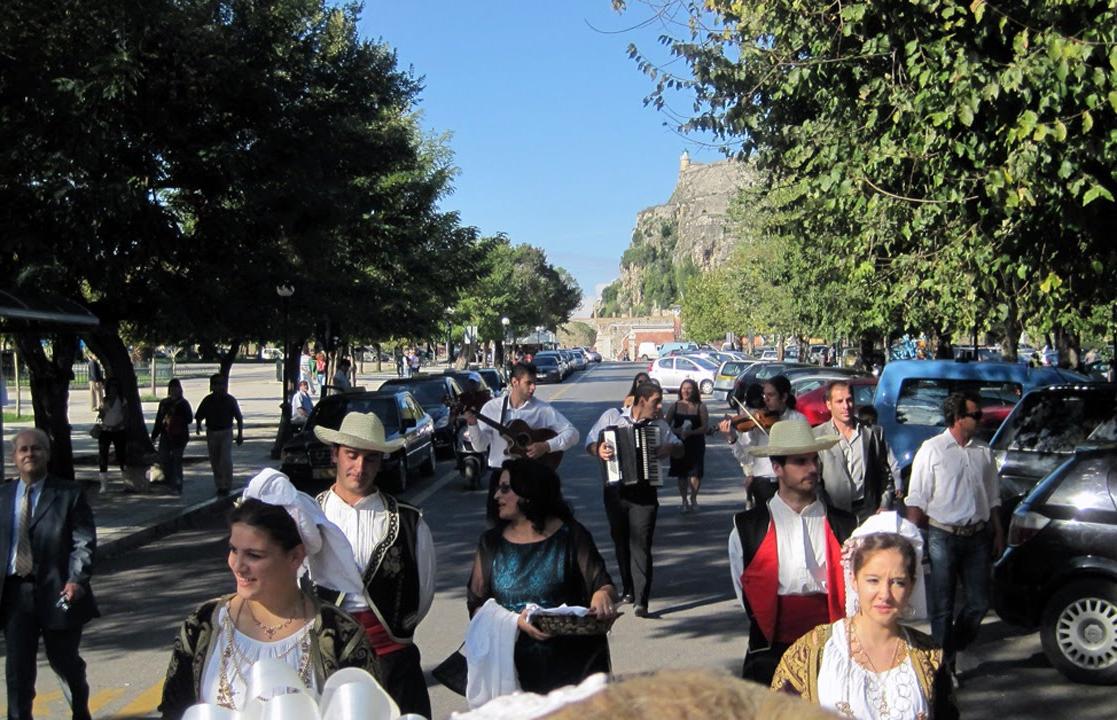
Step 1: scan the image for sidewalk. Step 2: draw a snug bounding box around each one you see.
[4,360,418,560]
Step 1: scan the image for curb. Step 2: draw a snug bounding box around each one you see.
[98,491,242,562]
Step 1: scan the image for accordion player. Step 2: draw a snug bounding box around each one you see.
[599,422,663,487]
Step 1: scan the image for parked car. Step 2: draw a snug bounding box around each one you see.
[724,362,826,406]
[874,359,1091,479]
[659,341,699,356]
[534,351,570,379]
[1086,360,1112,381]
[532,355,563,383]
[474,367,507,395]
[585,348,602,363]
[990,384,1117,517]
[713,360,760,403]
[378,376,464,458]
[566,348,588,371]
[280,390,436,493]
[796,376,878,426]
[636,341,660,360]
[993,447,1117,684]
[442,369,495,395]
[649,355,719,394]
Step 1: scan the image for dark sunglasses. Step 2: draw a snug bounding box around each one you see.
[961,410,984,421]
[496,482,513,494]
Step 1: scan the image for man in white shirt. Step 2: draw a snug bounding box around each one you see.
[310,412,436,717]
[906,391,1005,683]
[726,419,856,685]
[720,375,808,508]
[290,380,314,427]
[465,362,580,523]
[586,382,682,618]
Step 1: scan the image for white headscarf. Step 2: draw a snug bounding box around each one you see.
[242,469,365,595]
[842,511,928,621]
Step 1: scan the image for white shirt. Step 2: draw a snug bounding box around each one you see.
[466,394,580,470]
[728,494,830,607]
[816,620,929,720]
[584,407,682,482]
[729,408,808,477]
[831,420,866,502]
[318,490,436,620]
[905,429,999,526]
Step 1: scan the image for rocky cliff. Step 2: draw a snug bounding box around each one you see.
[595,153,756,317]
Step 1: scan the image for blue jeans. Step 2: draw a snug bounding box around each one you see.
[927,525,992,662]
[159,438,186,490]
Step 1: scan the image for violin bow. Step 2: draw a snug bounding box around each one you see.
[730,396,770,437]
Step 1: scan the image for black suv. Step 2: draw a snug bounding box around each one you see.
[280,390,436,493]
[378,375,464,458]
[993,447,1117,684]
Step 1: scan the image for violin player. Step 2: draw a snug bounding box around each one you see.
[719,375,807,508]
[464,362,580,524]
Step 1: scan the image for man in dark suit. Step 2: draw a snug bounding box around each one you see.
[2,429,98,720]
[813,380,898,521]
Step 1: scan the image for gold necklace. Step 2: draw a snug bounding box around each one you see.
[836,617,906,719]
[217,599,312,709]
[246,598,299,640]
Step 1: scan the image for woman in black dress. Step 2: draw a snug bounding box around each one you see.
[666,378,708,513]
[467,458,618,693]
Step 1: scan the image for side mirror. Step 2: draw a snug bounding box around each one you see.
[401,417,416,430]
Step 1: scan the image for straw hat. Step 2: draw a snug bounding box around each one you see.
[313,412,405,453]
[747,419,838,457]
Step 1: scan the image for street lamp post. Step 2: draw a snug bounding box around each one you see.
[271,284,295,459]
[446,307,455,365]
[501,316,510,367]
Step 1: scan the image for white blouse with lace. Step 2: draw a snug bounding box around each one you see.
[816,620,929,720]
[200,603,318,710]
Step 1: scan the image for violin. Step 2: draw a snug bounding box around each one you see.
[725,408,780,433]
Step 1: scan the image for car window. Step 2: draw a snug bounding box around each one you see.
[995,390,1117,452]
[309,396,398,430]
[690,357,718,370]
[404,380,450,406]
[1045,456,1117,511]
[535,357,558,367]
[720,362,747,376]
[677,358,697,371]
[853,385,876,406]
[894,379,1023,427]
[755,365,784,380]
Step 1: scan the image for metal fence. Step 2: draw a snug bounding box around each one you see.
[3,359,219,390]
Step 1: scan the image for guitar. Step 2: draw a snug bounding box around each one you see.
[471,413,564,469]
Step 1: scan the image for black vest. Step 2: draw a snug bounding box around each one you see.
[316,491,423,644]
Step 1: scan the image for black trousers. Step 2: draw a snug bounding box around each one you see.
[2,578,91,720]
[603,485,658,607]
[377,644,431,719]
[742,640,791,687]
[97,429,127,473]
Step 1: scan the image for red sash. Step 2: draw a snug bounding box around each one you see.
[741,519,846,644]
[351,609,407,656]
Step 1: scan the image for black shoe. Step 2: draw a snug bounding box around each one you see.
[633,605,649,618]
[621,593,635,605]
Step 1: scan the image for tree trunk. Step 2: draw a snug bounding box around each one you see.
[218,340,241,378]
[1053,326,1080,369]
[1001,288,1020,363]
[84,329,155,466]
[14,333,78,480]
[270,335,306,459]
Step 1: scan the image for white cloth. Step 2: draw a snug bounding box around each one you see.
[451,673,608,720]
[291,390,314,423]
[243,470,364,595]
[729,408,808,477]
[464,598,521,709]
[905,430,999,525]
[816,620,929,720]
[467,395,580,470]
[727,494,830,608]
[318,489,436,620]
[584,407,682,482]
[199,604,317,709]
[843,512,929,621]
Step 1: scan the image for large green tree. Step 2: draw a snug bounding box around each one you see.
[618,0,1117,362]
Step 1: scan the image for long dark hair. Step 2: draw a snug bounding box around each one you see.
[764,375,796,410]
[678,378,702,405]
[229,498,302,551]
[500,457,573,533]
[626,372,650,399]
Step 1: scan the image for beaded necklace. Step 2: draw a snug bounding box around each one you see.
[215,600,312,709]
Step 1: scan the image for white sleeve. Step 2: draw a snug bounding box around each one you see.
[728,526,745,609]
[984,448,1000,509]
[585,409,617,451]
[545,406,580,453]
[905,445,934,511]
[465,422,487,452]
[415,518,437,623]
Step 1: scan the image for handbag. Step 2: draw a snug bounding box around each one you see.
[431,645,468,696]
[88,421,103,439]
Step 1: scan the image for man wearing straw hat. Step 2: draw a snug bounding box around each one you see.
[727,419,857,685]
[310,412,436,718]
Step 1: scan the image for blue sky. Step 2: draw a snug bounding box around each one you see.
[360,1,722,316]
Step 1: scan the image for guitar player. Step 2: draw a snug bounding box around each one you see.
[464,362,580,524]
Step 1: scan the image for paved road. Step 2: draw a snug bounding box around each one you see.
[3,363,1111,718]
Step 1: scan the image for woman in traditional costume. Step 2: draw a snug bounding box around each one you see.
[771,513,958,719]
[466,457,617,696]
[158,471,380,719]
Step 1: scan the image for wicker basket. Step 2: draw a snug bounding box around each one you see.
[531,611,621,636]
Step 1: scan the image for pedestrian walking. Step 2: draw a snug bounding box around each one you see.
[2,429,99,720]
[96,378,129,493]
[290,379,314,427]
[332,357,352,392]
[86,352,104,411]
[194,374,244,496]
[315,350,327,390]
[151,379,193,495]
[310,412,436,717]
[586,381,682,618]
[905,390,1005,686]
[666,378,708,513]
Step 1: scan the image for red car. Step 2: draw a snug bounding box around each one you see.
[798,377,878,426]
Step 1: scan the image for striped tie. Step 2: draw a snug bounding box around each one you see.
[14,485,33,576]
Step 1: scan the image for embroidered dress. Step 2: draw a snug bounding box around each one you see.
[199,604,317,710]
[816,620,928,720]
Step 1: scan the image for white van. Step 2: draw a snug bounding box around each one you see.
[636,342,659,360]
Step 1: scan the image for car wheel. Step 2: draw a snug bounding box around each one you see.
[420,443,436,476]
[1041,579,1117,684]
[700,379,714,395]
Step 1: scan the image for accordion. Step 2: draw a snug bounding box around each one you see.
[599,422,662,487]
